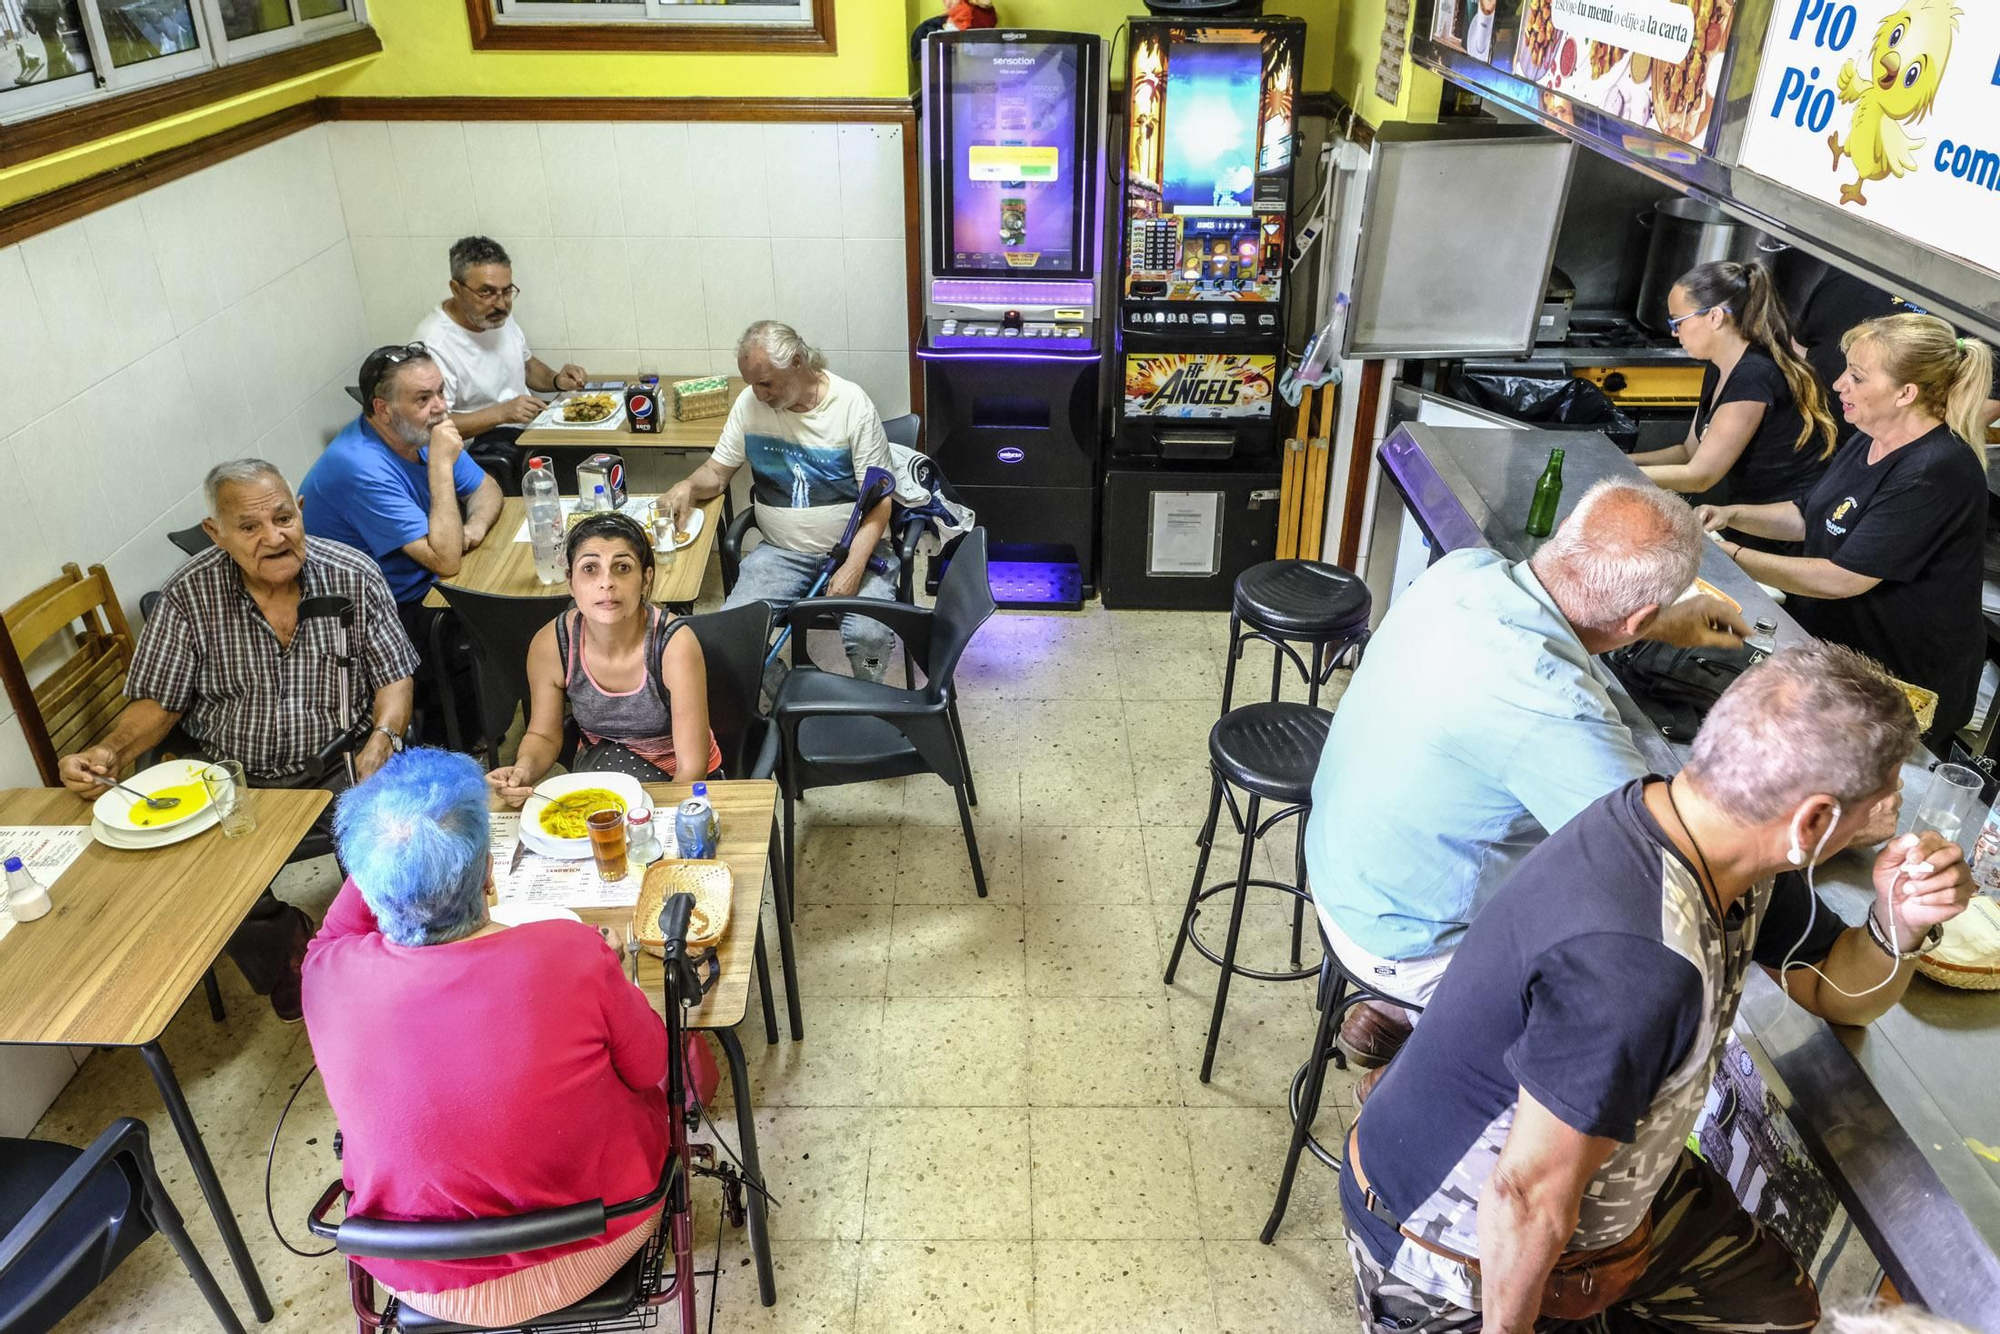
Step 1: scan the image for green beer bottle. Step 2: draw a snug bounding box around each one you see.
[1525,447,1564,538]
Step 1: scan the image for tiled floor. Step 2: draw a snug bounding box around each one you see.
[37,598,1362,1332]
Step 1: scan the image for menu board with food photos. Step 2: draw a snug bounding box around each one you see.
[1427,0,1739,148]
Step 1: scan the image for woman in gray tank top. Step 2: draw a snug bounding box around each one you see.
[488,513,721,806]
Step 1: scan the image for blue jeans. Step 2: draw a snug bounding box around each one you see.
[723,542,898,690]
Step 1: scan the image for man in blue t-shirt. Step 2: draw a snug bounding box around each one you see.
[1341,643,1975,1332]
[302,343,502,742]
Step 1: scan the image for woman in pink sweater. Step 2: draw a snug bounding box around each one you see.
[301,748,668,1326]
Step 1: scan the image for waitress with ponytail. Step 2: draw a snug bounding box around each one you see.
[1631,261,1839,552]
[1700,314,1994,750]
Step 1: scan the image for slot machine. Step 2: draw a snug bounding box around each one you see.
[1101,16,1303,608]
[918,28,1108,608]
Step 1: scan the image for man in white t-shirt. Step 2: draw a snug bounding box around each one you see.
[412,236,588,439]
[663,321,896,684]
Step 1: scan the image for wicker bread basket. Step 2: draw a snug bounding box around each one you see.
[634,859,734,957]
[1917,896,2000,991]
[1893,677,1939,733]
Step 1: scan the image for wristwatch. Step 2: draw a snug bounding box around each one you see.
[372,725,405,753]
[1865,906,1942,960]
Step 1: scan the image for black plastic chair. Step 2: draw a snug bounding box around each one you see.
[167,525,214,558]
[769,528,994,901]
[684,600,802,1042]
[429,587,568,758]
[882,413,920,450]
[0,1118,244,1334]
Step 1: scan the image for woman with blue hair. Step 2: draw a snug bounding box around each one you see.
[302,748,668,1326]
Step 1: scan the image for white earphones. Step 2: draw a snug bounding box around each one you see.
[1786,802,1839,867]
[1778,799,1926,1001]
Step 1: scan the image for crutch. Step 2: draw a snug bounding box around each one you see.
[298,595,363,785]
[764,466,899,668]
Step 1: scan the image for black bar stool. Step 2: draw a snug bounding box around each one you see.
[1260,927,1424,1242]
[1221,560,1371,715]
[1165,700,1331,1083]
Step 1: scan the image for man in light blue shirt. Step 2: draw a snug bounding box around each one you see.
[1307,481,1746,1073]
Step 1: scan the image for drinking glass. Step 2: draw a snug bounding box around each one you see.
[202,760,256,838]
[587,808,628,882]
[1914,763,1984,857]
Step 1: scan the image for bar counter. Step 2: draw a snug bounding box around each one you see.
[1378,422,2000,1325]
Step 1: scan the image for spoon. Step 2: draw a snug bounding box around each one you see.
[107,779,179,810]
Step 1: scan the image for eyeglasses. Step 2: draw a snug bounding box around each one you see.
[1666,304,1731,335]
[360,342,432,406]
[456,281,521,302]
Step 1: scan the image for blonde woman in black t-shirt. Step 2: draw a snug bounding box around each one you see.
[1632,262,1839,542]
[1700,315,1996,749]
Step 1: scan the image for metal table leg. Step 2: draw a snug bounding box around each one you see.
[713,1028,775,1307]
[139,1041,274,1323]
[768,823,802,1040]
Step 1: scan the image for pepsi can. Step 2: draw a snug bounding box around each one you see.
[627,382,659,434]
[676,791,717,859]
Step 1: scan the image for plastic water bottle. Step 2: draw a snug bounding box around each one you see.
[5,856,50,922]
[524,456,565,585]
[583,482,611,515]
[676,783,718,859]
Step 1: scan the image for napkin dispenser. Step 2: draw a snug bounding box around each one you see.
[576,453,627,509]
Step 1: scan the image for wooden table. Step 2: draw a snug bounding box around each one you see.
[498,778,787,1306]
[0,785,331,1324]
[422,493,726,612]
[517,376,744,452]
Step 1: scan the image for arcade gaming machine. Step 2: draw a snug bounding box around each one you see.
[918,28,1108,609]
[1101,17,1303,609]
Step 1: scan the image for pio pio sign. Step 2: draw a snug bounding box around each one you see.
[1738,0,2000,276]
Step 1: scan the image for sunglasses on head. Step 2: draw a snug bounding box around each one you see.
[360,342,431,406]
[1666,304,1731,335]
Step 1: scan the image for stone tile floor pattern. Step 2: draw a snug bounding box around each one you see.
[36,597,1365,1332]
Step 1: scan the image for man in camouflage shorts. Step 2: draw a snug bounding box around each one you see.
[1339,645,1974,1332]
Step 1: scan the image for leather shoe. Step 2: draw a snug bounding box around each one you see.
[1354,1063,1389,1108]
[1337,1000,1412,1069]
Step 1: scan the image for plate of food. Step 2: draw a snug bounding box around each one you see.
[519,771,650,860]
[538,393,625,430]
[656,504,705,553]
[91,758,216,835]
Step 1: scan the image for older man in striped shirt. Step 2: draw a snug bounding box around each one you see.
[57,459,418,1020]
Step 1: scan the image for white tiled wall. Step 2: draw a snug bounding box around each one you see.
[0,124,368,1134]
[329,119,915,419]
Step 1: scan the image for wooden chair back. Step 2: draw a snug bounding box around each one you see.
[1,564,138,786]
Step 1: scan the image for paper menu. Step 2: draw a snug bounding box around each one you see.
[0,826,92,885]
[488,811,678,909]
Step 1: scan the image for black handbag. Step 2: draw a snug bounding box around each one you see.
[1605,641,1755,743]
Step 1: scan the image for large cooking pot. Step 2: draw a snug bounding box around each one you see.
[1636,198,1772,333]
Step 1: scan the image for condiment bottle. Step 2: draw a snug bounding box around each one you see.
[626,807,663,868]
[5,856,51,922]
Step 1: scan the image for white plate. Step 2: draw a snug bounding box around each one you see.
[656,505,705,553]
[491,902,584,927]
[519,772,651,861]
[534,393,627,431]
[91,758,215,834]
[91,806,218,850]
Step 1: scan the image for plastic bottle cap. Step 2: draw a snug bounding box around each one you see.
[3,856,20,873]
[692,782,707,797]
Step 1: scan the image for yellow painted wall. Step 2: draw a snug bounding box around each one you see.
[323,0,909,99]
[2,0,1436,212]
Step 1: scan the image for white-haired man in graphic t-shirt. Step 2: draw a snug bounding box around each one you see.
[662,321,896,686]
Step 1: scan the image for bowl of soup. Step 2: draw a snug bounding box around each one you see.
[92,758,215,835]
[519,772,651,860]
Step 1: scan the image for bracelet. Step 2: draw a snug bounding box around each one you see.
[1864,906,1941,960]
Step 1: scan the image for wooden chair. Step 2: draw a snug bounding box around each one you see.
[0,564,137,788]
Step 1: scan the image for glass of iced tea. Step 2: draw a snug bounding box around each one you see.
[586,807,628,882]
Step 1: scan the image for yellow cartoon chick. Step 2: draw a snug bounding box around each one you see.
[1829,0,1959,206]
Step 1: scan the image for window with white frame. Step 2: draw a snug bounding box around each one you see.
[1,0,365,123]
[492,0,818,28]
